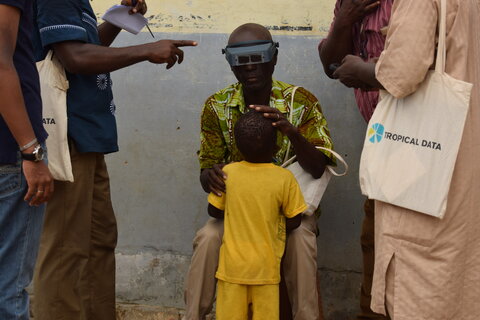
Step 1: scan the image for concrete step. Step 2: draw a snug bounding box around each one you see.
[116,304,215,320]
[30,302,215,320]
[116,304,183,320]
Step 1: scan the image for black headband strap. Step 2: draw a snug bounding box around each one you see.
[226,40,274,49]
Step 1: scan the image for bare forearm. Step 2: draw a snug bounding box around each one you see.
[208,204,224,219]
[0,65,37,147]
[53,41,149,75]
[0,5,35,147]
[52,39,196,75]
[355,61,384,89]
[97,22,122,47]
[200,169,210,193]
[286,215,302,232]
[287,129,327,179]
[319,18,354,78]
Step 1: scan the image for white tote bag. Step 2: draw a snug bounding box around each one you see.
[359,0,472,218]
[282,87,349,216]
[37,51,74,182]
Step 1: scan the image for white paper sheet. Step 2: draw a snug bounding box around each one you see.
[102,5,148,35]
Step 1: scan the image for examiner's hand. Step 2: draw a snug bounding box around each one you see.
[337,0,380,25]
[23,160,54,206]
[143,40,198,69]
[121,0,148,15]
[249,105,296,136]
[200,164,227,196]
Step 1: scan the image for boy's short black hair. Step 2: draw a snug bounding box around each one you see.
[234,111,277,160]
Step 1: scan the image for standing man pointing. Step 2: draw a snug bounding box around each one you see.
[31,1,196,319]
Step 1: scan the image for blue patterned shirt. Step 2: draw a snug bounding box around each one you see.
[33,0,118,154]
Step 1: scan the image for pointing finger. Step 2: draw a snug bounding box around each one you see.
[173,40,198,47]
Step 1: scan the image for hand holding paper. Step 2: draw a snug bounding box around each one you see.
[121,0,147,15]
[102,5,148,35]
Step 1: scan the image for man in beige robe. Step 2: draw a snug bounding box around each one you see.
[332,0,480,318]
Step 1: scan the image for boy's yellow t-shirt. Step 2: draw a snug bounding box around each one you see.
[208,161,307,285]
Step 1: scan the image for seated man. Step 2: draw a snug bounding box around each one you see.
[184,23,334,320]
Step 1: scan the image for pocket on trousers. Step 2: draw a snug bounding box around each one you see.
[0,162,22,198]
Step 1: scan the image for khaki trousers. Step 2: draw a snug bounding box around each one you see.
[184,214,320,320]
[33,144,117,320]
[357,199,390,320]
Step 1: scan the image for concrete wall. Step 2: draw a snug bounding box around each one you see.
[91,1,368,319]
[92,0,337,37]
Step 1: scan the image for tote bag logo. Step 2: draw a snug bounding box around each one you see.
[368,123,385,143]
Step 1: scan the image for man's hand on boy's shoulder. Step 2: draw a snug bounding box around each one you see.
[200,164,227,196]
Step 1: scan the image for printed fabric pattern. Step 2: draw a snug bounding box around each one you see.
[199,79,334,169]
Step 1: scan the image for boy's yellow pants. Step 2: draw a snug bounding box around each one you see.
[216,280,279,320]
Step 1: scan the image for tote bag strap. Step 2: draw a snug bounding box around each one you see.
[282,147,349,177]
[45,50,54,61]
[282,86,348,177]
[435,0,447,73]
[283,86,300,163]
[40,50,69,91]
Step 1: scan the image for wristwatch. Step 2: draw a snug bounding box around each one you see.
[21,144,44,162]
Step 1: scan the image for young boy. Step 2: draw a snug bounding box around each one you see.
[208,111,307,320]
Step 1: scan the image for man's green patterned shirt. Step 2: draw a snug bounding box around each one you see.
[199,79,334,169]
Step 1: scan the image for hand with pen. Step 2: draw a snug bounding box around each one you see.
[121,0,153,37]
[121,0,147,15]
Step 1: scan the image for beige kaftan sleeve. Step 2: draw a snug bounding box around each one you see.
[376,0,439,99]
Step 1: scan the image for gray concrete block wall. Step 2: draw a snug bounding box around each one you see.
[107,31,367,319]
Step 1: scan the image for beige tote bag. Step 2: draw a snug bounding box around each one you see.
[359,0,472,218]
[37,51,74,182]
